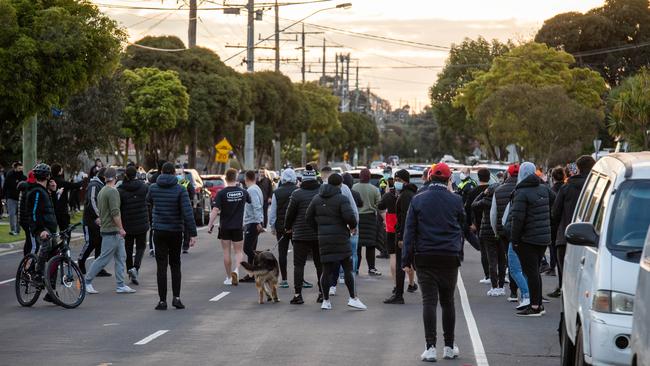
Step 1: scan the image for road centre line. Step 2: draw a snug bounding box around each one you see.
[209,291,230,302]
[457,272,489,366]
[0,278,16,285]
[134,330,169,345]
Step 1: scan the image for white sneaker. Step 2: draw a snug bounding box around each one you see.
[443,344,459,359]
[86,283,98,294]
[321,299,332,310]
[487,288,500,297]
[517,298,530,310]
[504,276,510,283]
[338,275,345,284]
[421,346,437,362]
[496,287,506,296]
[224,277,232,286]
[479,277,491,284]
[329,286,336,296]
[116,285,136,293]
[347,297,367,310]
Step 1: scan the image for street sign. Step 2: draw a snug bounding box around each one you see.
[215,138,233,163]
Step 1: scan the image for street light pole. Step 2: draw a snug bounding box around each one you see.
[246,0,255,73]
[274,0,280,72]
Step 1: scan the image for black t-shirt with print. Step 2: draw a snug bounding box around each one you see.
[213,186,251,230]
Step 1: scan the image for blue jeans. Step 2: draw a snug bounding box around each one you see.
[508,243,529,299]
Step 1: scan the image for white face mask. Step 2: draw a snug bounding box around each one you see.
[394,182,404,191]
[459,173,467,181]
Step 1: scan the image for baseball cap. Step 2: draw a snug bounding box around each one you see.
[104,167,117,182]
[431,162,451,180]
[507,164,520,177]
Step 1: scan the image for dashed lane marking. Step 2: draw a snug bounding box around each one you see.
[0,278,16,285]
[209,291,230,302]
[134,330,169,345]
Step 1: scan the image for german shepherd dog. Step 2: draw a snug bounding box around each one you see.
[240,251,280,304]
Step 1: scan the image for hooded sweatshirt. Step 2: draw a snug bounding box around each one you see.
[269,169,298,231]
[509,162,554,246]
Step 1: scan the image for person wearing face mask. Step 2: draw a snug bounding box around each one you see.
[455,168,477,205]
[378,177,398,285]
[379,166,392,195]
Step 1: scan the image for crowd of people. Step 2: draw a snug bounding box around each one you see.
[1,153,597,362]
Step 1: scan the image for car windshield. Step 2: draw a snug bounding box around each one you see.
[607,180,650,250]
[205,179,224,186]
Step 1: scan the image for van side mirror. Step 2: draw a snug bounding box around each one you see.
[566,222,599,248]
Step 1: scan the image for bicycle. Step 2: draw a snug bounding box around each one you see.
[15,223,86,308]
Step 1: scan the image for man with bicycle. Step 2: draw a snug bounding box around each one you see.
[27,163,58,303]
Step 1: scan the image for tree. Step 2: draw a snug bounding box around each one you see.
[39,75,126,172]
[475,84,601,165]
[122,36,245,168]
[122,67,189,167]
[340,112,379,157]
[429,37,513,159]
[0,0,125,165]
[608,68,650,150]
[455,42,607,158]
[297,82,341,161]
[535,0,650,85]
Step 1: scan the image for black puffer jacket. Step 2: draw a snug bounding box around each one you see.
[273,182,298,232]
[395,183,417,241]
[53,176,82,215]
[493,177,517,237]
[284,179,320,241]
[306,184,357,262]
[118,179,150,235]
[509,175,555,246]
[472,184,498,240]
[26,185,58,236]
[146,174,197,236]
[18,181,38,228]
[552,174,587,246]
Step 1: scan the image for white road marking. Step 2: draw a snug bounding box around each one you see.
[103,323,120,327]
[0,278,16,285]
[457,272,489,366]
[209,291,230,302]
[134,330,169,345]
[0,249,22,257]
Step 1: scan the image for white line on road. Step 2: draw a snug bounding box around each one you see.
[134,330,169,345]
[209,291,230,302]
[0,278,16,285]
[457,272,489,366]
[103,323,120,327]
[0,249,22,257]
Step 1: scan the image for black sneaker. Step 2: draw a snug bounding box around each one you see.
[97,269,112,277]
[547,288,562,298]
[516,305,544,317]
[316,293,323,303]
[172,297,185,309]
[383,294,405,304]
[392,287,396,294]
[368,268,382,276]
[407,283,418,293]
[239,275,255,283]
[155,301,168,310]
[290,294,304,305]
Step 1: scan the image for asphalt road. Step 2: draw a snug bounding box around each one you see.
[0,228,560,366]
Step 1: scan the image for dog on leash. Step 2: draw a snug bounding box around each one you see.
[240,251,280,304]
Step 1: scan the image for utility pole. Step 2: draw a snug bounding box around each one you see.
[188,0,198,168]
[322,38,326,82]
[334,54,339,91]
[354,61,359,112]
[274,0,280,72]
[286,25,323,83]
[247,0,255,73]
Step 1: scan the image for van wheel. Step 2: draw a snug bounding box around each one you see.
[574,324,591,366]
[560,315,575,366]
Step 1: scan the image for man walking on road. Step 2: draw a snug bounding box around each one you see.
[4,161,26,236]
[208,168,251,286]
[241,170,265,283]
[353,168,382,276]
[147,162,197,310]
[118,166,149,286]
[257,168,274,228]
[402,163,461,362]
[78,168,111,277]
[84,168,136,295]
[269,168,298,288]
[285,165,323,304]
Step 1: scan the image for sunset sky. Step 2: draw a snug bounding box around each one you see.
[94,0,606,111]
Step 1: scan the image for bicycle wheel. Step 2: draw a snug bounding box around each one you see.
[44,255,86,309]
[15,254,42,307]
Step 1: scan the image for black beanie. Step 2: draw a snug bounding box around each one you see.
[328,173,343,186]
[394,169,410,183]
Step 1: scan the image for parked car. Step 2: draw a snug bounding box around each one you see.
[177,169,211,226]
[370,161,386,169]
[201,174,226,199]
[561,153,650,366]
[632,229,650,366]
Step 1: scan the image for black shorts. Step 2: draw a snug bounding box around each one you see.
[218,228,244,242]
[387,232,397,254]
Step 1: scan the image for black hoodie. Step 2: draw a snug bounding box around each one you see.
[118,178,150,234]
[306,184,357,262]
[395,183,418,242]
[552,174,587,246]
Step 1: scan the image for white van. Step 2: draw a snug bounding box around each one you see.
[631,231,650,366]
[561,153,650,366]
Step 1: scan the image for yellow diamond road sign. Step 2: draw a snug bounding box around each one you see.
[215,138,233,163]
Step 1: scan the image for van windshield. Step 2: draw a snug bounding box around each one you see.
[607,180,650,252]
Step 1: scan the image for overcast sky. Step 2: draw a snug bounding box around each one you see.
[95,0,605,111]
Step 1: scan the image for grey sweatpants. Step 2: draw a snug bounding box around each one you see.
[7,199,19,233]
[86,233,126,288]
